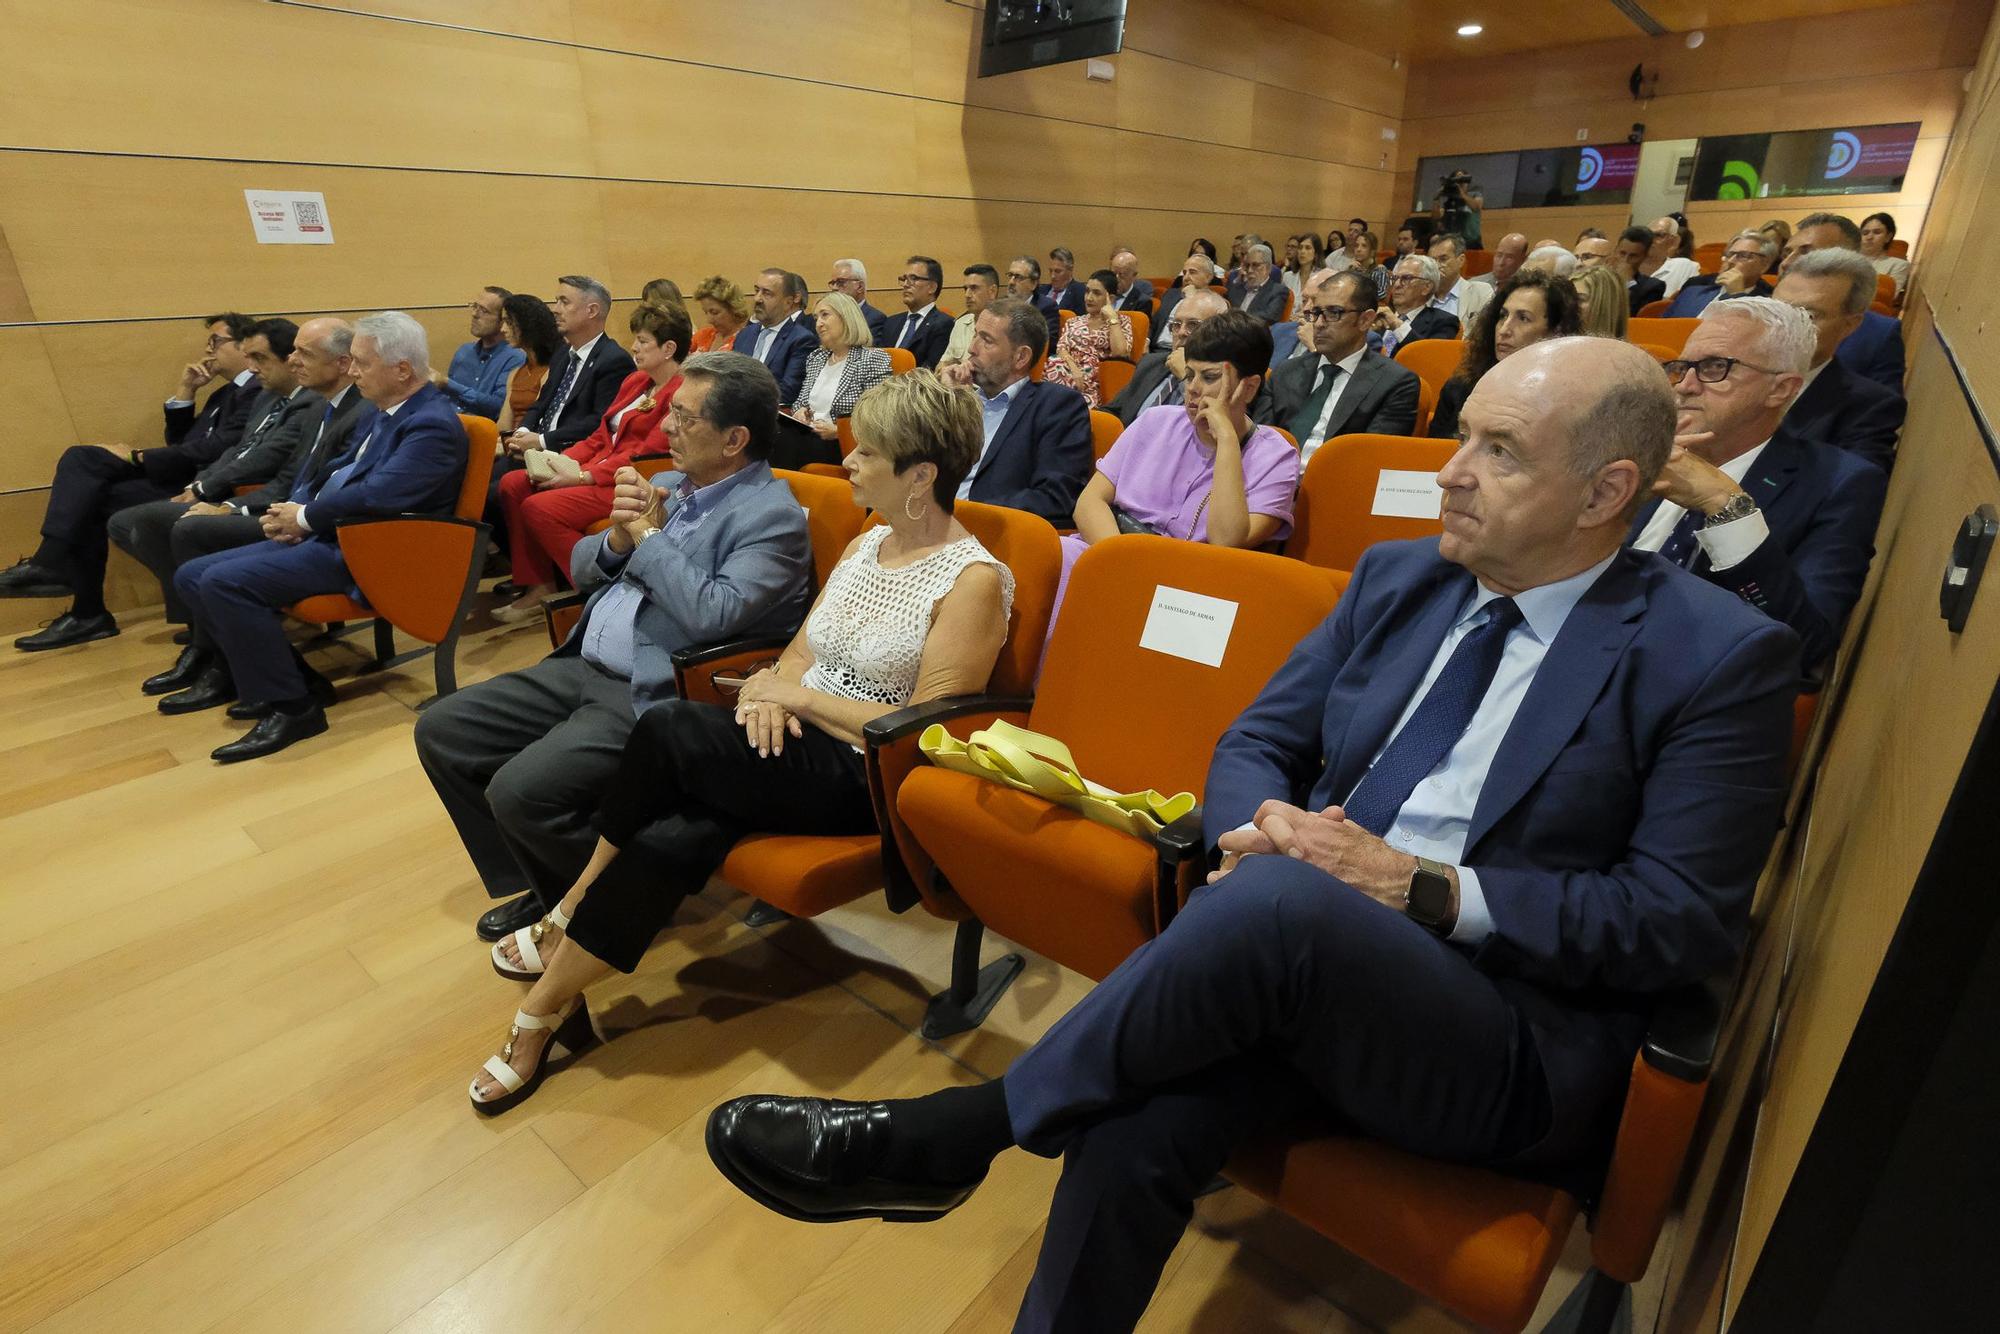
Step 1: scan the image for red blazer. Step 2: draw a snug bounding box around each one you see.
[562,370,680,484]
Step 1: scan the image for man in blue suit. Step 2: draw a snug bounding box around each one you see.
[1637,297,1886,673]
[1003,254,1062,347]
[882,255,956,370]
[705,337,1801,1332]
[166,312,469,761]
[828,258,891,343]
[1035,247,1086,320]
[936,297,1092,525]
[1779,212,1904,391]
[1774,250,1906,472]
[1663,229,1778,318]
[730,269,815,404]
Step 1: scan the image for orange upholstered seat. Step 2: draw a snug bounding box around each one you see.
[1626,317,1698,353]
[1395,337,1466,393]
[1284,433,1458,573]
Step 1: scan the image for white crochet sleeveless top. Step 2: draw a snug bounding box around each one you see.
[800,526,1016,707]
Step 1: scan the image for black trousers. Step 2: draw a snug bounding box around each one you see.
[565,698,875,973]
[36,446,178,616]
[106,498,194,622]
[166,513,269,652]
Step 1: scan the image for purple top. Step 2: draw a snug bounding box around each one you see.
[1098,404,1301,542]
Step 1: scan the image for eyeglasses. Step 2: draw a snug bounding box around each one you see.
[1661,355,1784,384]
[206,334,236,350]
[1722,250,1767,263]
[1008,272,1035,283]
[898,274,932,286]
[1387,274,1428,286]
[1164,318,1205,334]
[666,403,711,429]
[1296,306,1362,324]
[828,275,863,288]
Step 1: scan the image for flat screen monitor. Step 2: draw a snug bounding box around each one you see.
[1689,122,1919,200]
[980,0,1126,77]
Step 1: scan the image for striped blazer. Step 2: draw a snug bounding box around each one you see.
[790,346,893,419]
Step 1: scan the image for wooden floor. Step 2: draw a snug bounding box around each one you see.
[0,589,1640,1334]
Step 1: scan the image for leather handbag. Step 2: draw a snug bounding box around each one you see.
[918,718,1195,838]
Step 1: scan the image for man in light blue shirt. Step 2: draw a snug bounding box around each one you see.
[435,286,527,419]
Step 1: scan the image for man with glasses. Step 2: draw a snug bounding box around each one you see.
[1259,270,1421,460]
[1150,254,1220,351]
[883,255,955,370]
[0,311,262,610]
[1632,297,1885,672]
[1105,288,1247,427]
[828,259,891,342]
[415,351,814,945]
[1664,231,1777,318]
[1375,255,1459,357]
[1224,244,1287,323]
[1004,254,1061,344]
[434,286,526,420]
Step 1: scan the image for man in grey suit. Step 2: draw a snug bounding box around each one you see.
[1105,288,1262,426]
[1225,244,1289,323]
[1256,269,1422,462]
[415,352,815,944]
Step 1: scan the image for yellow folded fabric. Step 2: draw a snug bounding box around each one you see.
[918,718,1196,839]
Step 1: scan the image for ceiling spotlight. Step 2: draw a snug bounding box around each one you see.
[1458,22,1484,36]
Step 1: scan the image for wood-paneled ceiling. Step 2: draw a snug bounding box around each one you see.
[1231,0,1925,64]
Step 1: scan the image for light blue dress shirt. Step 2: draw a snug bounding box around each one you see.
[1355,552,1619,944]
[580,465,761,709]
[959,377,1027,499]
[440,339,526,419]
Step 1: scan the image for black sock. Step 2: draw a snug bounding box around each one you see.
[68,593,107,620]
[270,695,315,717]
[878,1080,1016,1184]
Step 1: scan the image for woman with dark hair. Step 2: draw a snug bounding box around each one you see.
[496,293,562,435]
[468,370,1014,1113]
[1170,239,1220,288]
[641,277,686,311]
[1287,233,1328,300]
[1860,212,1909,297]
[1042,268,1133,407]
[1426,270,1582,439]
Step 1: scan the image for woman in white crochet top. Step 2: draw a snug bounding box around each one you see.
[470,370,1015,1114]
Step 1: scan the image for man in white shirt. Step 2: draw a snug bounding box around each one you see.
[1426,232,1493,330]
[1259,270,1421,457]
[939,264,1000,369]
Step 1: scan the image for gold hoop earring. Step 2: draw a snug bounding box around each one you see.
[905,490,927,521]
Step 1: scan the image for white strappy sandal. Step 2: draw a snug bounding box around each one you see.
[491,902,571,981]
[467,997,599,1116]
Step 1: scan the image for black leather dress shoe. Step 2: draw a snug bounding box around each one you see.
[476,893,545,942]
[211,705,328,763]
[15,611,118,651]
[0,559,70,599]
[142,647,211,695]
[705,1096,985,1224]
[158,665,237,715]
[227,669,334,720]
[172,627,191,646]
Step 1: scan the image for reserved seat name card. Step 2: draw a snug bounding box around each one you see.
[1140,585,1239,667]
[1372,469,1444,519]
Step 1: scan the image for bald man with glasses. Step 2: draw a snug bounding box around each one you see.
[1257,269,1421,460]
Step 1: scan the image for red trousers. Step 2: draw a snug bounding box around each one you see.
[497,469,616,587]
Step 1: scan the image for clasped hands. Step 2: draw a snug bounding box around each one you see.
[733,667,804,759]
[1209,799,1418,909]
[604,466,665,553]
[260,501,311,544]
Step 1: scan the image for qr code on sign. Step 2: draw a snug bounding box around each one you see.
[292,199,326,231]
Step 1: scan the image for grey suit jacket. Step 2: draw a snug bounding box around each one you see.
[1225,277,1289,323]
[1255,348,1422,442]
[236,385,370,514]
[1107,350,1274,427]
[564,461,814,713]
[190,388,326,501]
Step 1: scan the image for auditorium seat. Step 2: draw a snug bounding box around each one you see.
[1283,432,1457,573]
[1636,298,1673,318]
[1694,241,1726,273]
[1395,338,1466,393]
[1097,357,1137,405]
[887,348,917,375]
[1626,317,1698,354]
[1089,409,1122,460]
[1414,376,1439,437]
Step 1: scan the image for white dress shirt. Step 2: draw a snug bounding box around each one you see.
[1299,345,1369,459]
[958,377,1027,497]
[895,304,937,348]
[1630,441,1771,572]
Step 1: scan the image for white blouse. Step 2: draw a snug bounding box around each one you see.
[806,355,845,420]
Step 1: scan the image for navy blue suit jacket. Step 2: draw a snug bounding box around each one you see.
[522,337,636,453]
[730,313,816,404]
[1207,541,1799,1005]
[1835,310,1904,391]
[1114,279,1155,314]
[1039,281,1086,316]
[859,302,891,343]
[300,383,468,541]
[1662,274,1776,319]
[965,379,1094,524]
[1627,426,1885,672]
[882,307,956,370]
[1785,358,1905,473]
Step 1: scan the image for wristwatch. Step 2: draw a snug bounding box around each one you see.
[1404,857,1456,935]
[1703,490,1760,528]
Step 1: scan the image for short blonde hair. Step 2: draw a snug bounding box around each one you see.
[692,274,752,323]
[849,370,982,511]
[1572,266,1628,339]
[813,291,874,349]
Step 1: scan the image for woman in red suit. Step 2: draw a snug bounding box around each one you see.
[492,302,693,623]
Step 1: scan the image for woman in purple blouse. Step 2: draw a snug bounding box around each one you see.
[1054,311,1300,624]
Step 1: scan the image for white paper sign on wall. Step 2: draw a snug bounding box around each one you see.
[1371,469,1444,519]
[1139,585,1239,668]
[244,190,334,245]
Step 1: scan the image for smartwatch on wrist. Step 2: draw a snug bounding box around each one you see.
[1404,857,1456,935]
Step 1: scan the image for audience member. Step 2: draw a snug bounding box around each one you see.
[1288,234,1329,300]
[416,351,814,946]
[1347,231,1388,300]
[1665,231,1776,317]
[1638,297,1887,670]
[940,264,1000,368]
[1393,225,1419,258]
[1427,271,1582,439]
[1858,213,1908,297]
[465,370,1014,1112]
[165,312,470,760]
[1779,213,1905,390]
[1109,288,1254,425]
[783,292,892,465]
[885,255,955,369]
[1614,226,1665,314]
[492,301,692,625]
[1226,234,1260,284]
[500,276,636,482]
[1487,232,1530,287]
[1225,244,1287,322]
[1006,254,1062,344]
[732,269,815,403]
[1061,311,1297,618]
[1183,237,1220,273]
[1043,269,1135,408]
[1426,232,1492,329]
[435,287,526,420]
[1040,247,1086,316]
[1760,218,1793,253]
[1572,266,1628,340]
[692,275,753,355]
[1376,255,1458,356]
[641,278,687,312]
[1259,269,1420,458]
[7,315,290,649]
[1641,216,1701,302]
[828,257,892,341]
[1774,249,1906,473]
[706,336,1802,1334]
[1110,249,1154,313]
[935,296,1093,523]
[1575,226,1607,248]
[496,293,560,435]
[1153,254,1219,349]
[1521,245,1578,279]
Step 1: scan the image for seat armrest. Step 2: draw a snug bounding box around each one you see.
[542,592,587,651]
[860,694,1038,746]
[1642,973,1733,1083]
[1149,806,1208,932]
[669,636,795,706]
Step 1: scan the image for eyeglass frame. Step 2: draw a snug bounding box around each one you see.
[205,332,238,350]
[1297,304,1366,324]
[1661,355,1786,384]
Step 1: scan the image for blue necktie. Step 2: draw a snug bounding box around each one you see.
[1657,508,1705,568]
[547,351,582,421]
[320,426,377,497]
[1341,597,1523,836]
